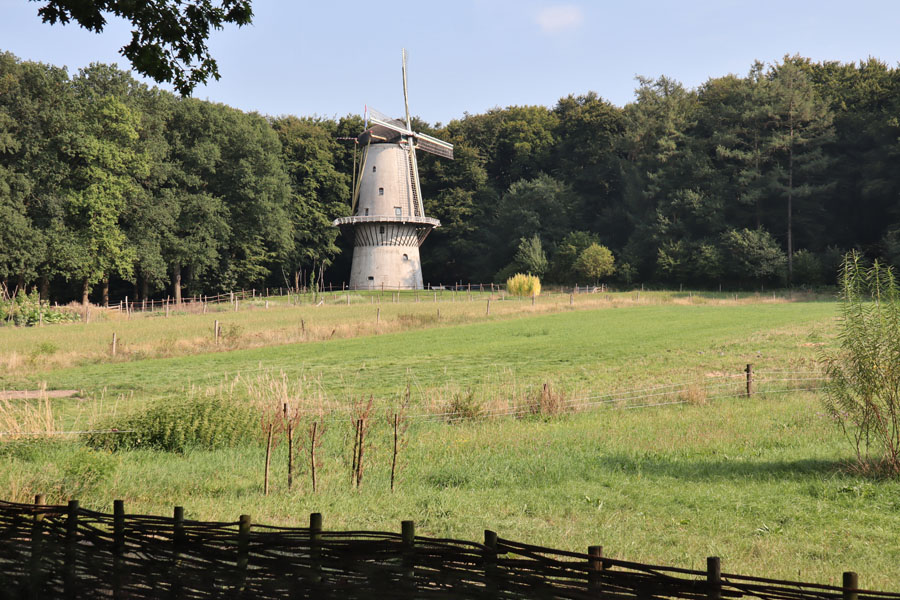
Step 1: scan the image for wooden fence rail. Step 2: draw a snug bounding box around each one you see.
[0,499,895,599]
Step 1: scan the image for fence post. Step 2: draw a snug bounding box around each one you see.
[236,514,251,592]
[745,364,753,398]
[64,500,79,597]
[111,332,117,357]
[214,320,220,346]
[29,494,45,597]
[113,499,125,599]
[310,513,322,585]
[570,293,574,306]
[707,556,721,600]
[484,530,498,595]
[402,521,416,591]
[172,506,184,598]
[376,308,380,324]
[843,572,859,600]
[486,299,491,315]
[588,545,603,591]
[531,293,535,306]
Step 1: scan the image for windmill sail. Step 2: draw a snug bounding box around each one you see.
[415,132,454,159]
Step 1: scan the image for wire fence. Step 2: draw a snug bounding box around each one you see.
[0,368,826,437]
[0,498,894,599]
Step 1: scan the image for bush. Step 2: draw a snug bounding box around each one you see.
[506,273,541,297]
[0,289,80,326]
[792,249,824,286]
[822,253,900,476]
[86,394,259,452]
[575,243,615,281]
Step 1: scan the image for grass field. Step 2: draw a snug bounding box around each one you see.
[5,293,898,589]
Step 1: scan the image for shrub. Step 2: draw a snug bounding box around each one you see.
[506,273,541,297]
[86,394,259,452]
[0,289,79,327]
[575,243,615,281]
[792,249,824,286]
[446,389,483,421]
[822,253,900,476]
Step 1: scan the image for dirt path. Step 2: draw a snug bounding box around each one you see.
[0,389,79,400]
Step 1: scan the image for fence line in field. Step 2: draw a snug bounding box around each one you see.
[0,498,893,599]
[0,368,825,437]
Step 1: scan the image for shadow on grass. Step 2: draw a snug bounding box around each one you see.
[596,453,849,482]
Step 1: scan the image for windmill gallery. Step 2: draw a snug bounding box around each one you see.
[333,50,454,290]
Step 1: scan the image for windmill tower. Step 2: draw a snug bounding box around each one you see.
[334,50,453,290]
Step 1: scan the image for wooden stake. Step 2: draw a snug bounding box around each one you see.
[214,320,220,346]
[843,572,859,600]
[745,364,753,397]
[310,422,318,493]
[111,332,117,357]
[391,413,399,492]
[263,423,274,495]
[707,557,721,600]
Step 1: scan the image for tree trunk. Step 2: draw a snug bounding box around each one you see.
[294,270,300,294]
[102,277,109,307]
[82,278,90,307]
[140,274,149,302]
[39,275,50,301]
[787,126,794,283]
[133,275,140,302]
[173,264,182,305]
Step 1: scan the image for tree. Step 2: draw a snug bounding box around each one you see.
[61,92,148,304]
[511,234,549,277]
[765,58,835,281]
[271,116,349,291]
[32,0,253,95]
[720,228,786,285]
[574,243,615,282]
[550,231,601,283]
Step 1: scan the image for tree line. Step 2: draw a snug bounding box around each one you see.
[2,52,899,304]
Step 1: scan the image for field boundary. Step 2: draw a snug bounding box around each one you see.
[0,498,894,599]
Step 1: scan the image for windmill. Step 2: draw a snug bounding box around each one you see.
[333,49,453,290]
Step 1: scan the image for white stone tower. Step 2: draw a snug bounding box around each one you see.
[333,50,453,290]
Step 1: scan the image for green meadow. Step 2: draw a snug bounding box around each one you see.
[5,295,899,588]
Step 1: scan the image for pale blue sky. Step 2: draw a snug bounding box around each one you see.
[2,1,898,125]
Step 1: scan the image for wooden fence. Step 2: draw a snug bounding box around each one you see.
[0,498,896,599]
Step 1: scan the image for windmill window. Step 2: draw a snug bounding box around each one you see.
[367,276,374,281]
[378,187,384,195]
[365,208,369,215]
[380,226,385,234]
[402,254,409,261]
[372,166,376,172]
[394,206,401,216]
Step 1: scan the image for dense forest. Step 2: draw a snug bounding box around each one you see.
[2,51,899,303]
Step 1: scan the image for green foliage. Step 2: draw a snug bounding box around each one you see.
[792,250,824,286]
[34,0,253,95]
[506,273,541,297]
[0,289,78,327]
[86,394,259,452]
[574,243,615,281]
[720,228,786,284]
[6,50,900,297]
[822,253,900,476]
[511,235,549,278]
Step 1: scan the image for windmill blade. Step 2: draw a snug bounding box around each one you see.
[407,143,423,217]
[414,132,454,160]
[401,48,412,132]
[369,116,412,137]
[366,107,406,130]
